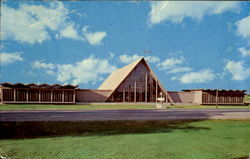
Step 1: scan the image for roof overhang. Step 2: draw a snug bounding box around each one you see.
[182,89,246,92]
[0,82,78,89]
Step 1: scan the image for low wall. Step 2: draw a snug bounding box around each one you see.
[178,92,194,104]
[76,89,111,102]
[168,91,194,104]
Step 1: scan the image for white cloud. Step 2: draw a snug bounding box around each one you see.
[170,76,178,81]
[224,60,250,81]
[119,54,141,64]
[145,56,160,63]
[85,32,106,45]
[236,14,250,39]
[109,52,115,59]
[238,47,250,57]
[1,2,80,44]
[32,61,56,70]
[179,69,215,84]
[70,58,116,84]
[57,64,74,82]
[31,57,117,85]
[157,56,192,74]
[0,52,23,65]
[149,1,240,25]
[45,70,55,75]
[83,26,107,45]
[157,57,184,70]
[57,24,81,40]
[119,54,160,64]
[168,67,192,73]
[235,14,250,57]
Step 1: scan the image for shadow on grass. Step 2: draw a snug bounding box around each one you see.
[0,119,210,139]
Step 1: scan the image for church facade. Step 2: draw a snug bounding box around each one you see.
[97,58,173,103]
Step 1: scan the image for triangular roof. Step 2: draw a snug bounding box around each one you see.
[98,58,142,90]
[98,57,174,102]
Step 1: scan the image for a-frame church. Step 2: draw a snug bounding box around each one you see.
[98,57,173,103]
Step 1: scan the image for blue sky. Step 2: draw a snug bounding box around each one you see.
[1,1,250,91]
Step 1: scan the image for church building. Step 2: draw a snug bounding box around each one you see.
[0,58,246,105]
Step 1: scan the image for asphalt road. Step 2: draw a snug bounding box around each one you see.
[1,109,250,122]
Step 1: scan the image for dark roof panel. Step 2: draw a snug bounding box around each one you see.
[0,82,78,89]
[182,89,246,92]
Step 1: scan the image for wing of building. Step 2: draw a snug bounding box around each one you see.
[0,83,77,104]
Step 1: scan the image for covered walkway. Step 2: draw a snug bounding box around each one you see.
[0,83,78,104]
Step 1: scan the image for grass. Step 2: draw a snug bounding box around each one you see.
[0,120,250,159]
[0,104,156,110]
[168,105,250,109]
[0,104,249,110]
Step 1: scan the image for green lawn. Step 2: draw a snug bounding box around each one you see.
[0,120,250,159]
[0,104,156,110]
[169,105,250,109]
[0,104,249,110]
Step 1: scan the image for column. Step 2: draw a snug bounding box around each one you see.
[207,93,210,104]
[62,90,65,102]
[51,90,53,103]
[1,88,3,103]
[145,73,147,102]
[73,90,76,103]
[14,89,16,102]
[155,80,158,102]
[128,86,131,102]
[215,90,218,107]
[123,88,125,102]
[39,89,41,102]
[134,80,137,102]
[26,89,29,102]
[222,93,225,104]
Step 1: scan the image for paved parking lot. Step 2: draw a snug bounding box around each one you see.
[1,109,250,122]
